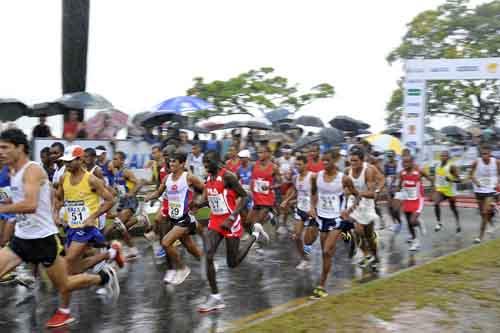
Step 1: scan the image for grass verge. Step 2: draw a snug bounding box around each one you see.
[231,238,500,333]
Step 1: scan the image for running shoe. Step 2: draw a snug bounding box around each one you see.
[14,274,36,289]
[172,266,191,285]
[486,224,495,235]
[358,256,369,268]
[155,247,166,259]
[341,231,352,243]
[456,226,462,233]
[390,223,402,233]
[0,272,16,285]
[144,230,157,242]
[252,223,270,244]
[198,295,226,313]
[102,265,120,300]
[126,247,140,260]
[276,225,288,235]
[474,238,481,244]
[434,223,442,232]
[296,260,311,270]
[113,218,127,232]
[303,245,313,256]
[310,286,328,299]
[409,238,420,251]
[163,270,176,284]
[407,236,413,244]
[111,241,125,268]
[46,310,75,328]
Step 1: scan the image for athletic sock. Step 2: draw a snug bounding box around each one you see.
[58,308,70,314]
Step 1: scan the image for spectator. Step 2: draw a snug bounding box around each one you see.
[205,133,219,153]
[187,143,206,179]
[32,115,52,138]
[40,147,55,180]
[221,133,233,159]
[63,110,84,140]
[177,131,192,154]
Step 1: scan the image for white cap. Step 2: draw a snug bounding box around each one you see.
[340,149,347,157]
[238,149,251,158]
[59,145,84,161]
[95,149,106,156]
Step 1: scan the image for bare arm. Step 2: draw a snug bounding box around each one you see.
[124,169,143,196]
[188,173,205,193]
[360,166,376,199]
[0,164,44,214]
[469,161,479,186]
[145,181,166,202]
[88,174,114,223]
[223,172,248,219]
[272,164,282,188]
[309,173,318,218]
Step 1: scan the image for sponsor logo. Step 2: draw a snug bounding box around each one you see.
[406,102,421,108]
[406,113,420,118]
[407,88,421,96]
[406,79,424,84]
[430,67,450,73]
[406,67,425,73]
[456,65,479,72]
[487,63,498,74]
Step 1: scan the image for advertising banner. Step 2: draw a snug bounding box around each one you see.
[402,80,426,152]
[405,58,500,81]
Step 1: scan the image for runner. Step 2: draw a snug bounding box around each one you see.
[235,149,254,235]
[306,144,324,173]
[384,150,402,232]
[368,150,387,230]
[144,152,205,285]
[144,145,163,187]
[276,147,295,234]
[197,151,267,312]
[95,145,114,187]
[54,145,124,275]
[433,150,462,233]
[106,151,142,258]
[0,129,119,328]
[470,144,500,243]
[247,145,281,245]
[84,147,111,231]
[346,147,381,268]
[280,155,317,270]
[187,142,206,179]
[49,142,65,186]
[397,155,432,251]
[225,145,241,174]
[309,149,356,298]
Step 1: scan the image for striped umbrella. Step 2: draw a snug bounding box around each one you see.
[365,134,402,155]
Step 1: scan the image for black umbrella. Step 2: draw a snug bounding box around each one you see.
[223,121,272,131]
[382,127,401,136]
[0,99,28,121]
[28,102,67,117]
[265,108,291,123]
[294,115,324,128]
[319,127,344,145]
[293,135,322,151]
[329,115,370,131]
[141,112,188,128]
[56,92,113,110]
[441,126,468,137]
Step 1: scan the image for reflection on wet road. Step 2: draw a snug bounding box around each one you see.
[0,208,495,332]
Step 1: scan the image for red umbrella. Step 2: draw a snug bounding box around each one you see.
[85,109,128,139]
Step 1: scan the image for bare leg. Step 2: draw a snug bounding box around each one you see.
[318,230,341,288]
[162,226,189,269]
[205,230,223,294]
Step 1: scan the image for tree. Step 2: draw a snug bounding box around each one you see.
[385,80,404,128]
[186,67,334,119]
[387,0,500,128]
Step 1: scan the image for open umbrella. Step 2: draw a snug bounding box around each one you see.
[254,132,293,143]
[197,120,224,131]
[365,134,402,155]
[265,108,291,123]
[56,92,113,110]
[153,96,213,114]
[441,126,468,137]
[294,115,324,127]
[85,109,129,139]
[28,102,67,117]
[0,99,28,121]
[329,115,369,132]
[294,135,322,151]
[319,127,344,145]
[223,121,272,130]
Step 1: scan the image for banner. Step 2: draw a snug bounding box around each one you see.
[405,58,500,81]
[402,80,426,152]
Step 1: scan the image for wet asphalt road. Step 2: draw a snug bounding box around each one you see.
[0,207,496,333]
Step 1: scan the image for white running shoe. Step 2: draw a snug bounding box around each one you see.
[102,265,120,301]
[126,247,140,259]
[163,269,176,284]
[172,266,191,285]
[474,238,481,244]
[198,294,226,313]
[434,223,442,232]
[253,223,270,244]
[407,236,413,244]
[296,260,311,270]
[409,239,420,251]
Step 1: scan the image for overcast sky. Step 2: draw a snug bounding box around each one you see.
[0,0,487,137]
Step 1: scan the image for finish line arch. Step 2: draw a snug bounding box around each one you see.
[402,57,500,153]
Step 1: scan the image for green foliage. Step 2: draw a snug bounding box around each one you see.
[186,67,334,119]
[387,0,500,127]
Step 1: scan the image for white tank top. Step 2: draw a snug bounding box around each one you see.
[295,172,312,212]
[165,171,190,219]
[474,157,498,193]
[316,170,344,219]
[12,161,58,239]
[349,163,368,192]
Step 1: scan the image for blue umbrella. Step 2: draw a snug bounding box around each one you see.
[153,96,213,114]
[265,108,290,123]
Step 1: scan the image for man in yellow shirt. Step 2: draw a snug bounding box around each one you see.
[433,151,461,233]
[55,145,124,275]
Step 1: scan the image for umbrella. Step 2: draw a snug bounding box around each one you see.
[85,109,129,139]
[294,115,324,128]
[265,108,291,123]
[56,92,113,110]
[223,121,272,130]
[254,132,293,143]
[365,134,403,155]
[466,126,481,137]
[382,127,401,136]
[28,102,66,117]
[141,112,188,128]
[319,127,344,145]
[0,99,28,121]
[197,120,224,131]
[329,115,370,132]
[153,96,213,114]
[293,135,322,151]
[441,126,468,137]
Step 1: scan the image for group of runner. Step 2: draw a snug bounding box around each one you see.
[0,127,498,327]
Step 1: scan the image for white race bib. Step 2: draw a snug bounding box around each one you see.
[478,177,493,189]
[435,175,448,187]
[254,179,270,194]
[317,193,339,218]
[297,195,310,212]
[168,195,184,219]
[403,186,418,200]
[208,194,229,215]
[0,187,11,203]
[116,185,127,197]
[66,200,89,227]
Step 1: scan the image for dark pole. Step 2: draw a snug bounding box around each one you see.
[61,0,89,123]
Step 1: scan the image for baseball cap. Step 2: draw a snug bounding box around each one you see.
[59,145,84,161]
[238,149,251,158]
[95,145,107,156]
